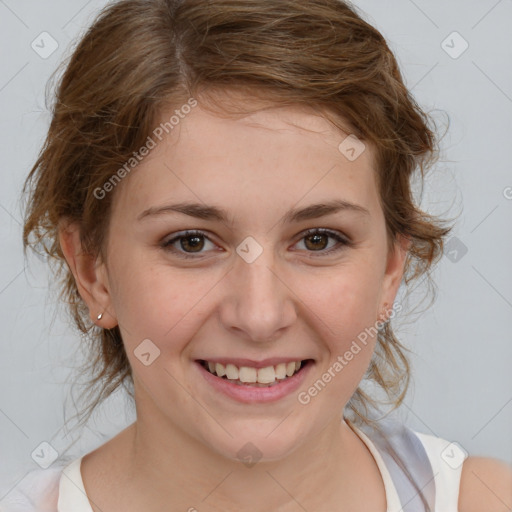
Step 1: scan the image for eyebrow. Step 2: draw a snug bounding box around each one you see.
[137,199,370,224]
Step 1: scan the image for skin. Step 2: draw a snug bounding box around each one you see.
[59,99,512,511]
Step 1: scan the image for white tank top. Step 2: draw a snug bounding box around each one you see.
[1,425,463,511]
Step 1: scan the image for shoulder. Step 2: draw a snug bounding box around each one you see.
[458,456,512,512]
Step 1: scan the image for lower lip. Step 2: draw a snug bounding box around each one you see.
[195,360,313,404]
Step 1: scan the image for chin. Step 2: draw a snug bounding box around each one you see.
[200,423,304,466]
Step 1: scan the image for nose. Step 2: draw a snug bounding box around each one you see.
[219,248,297,343]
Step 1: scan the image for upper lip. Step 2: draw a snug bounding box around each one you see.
[197,357,311,369]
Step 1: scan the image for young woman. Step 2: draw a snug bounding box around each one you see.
[6,0,511,510]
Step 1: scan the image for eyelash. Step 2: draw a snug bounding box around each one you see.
[161,228,352,260]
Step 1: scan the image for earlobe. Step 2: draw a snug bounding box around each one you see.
[379,234,411,320]
[58,221,118,329]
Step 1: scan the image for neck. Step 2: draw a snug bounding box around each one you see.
[124,409,379,511]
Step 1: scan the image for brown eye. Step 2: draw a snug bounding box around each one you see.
[295,229,351,256]
[162,230,216,259]
[304,233,329,251]
[179,234,205,252]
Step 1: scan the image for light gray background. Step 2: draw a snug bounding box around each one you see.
[1,0,511,500]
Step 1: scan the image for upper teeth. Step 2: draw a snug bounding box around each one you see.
[206,361,302,384]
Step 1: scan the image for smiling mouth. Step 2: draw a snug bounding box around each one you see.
[197,359,313,387]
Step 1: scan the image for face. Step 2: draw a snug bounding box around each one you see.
[71,99,407,462]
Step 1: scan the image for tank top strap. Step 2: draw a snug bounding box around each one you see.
[357,417,437,512]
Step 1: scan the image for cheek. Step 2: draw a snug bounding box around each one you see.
[295,268,382,408]
[303,262,383,343]
[106,253,167,332]
[108,255,219,351]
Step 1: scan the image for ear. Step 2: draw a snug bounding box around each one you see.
[378,234,411,321]
[58,221,118,329]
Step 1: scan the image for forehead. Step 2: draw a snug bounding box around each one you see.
[111,102,380,224]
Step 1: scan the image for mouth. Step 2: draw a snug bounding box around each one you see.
[197,359,312,387]
[194,358,314,403]
[195,358,315,404]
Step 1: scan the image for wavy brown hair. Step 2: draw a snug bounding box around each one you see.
[23,0,452,503]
